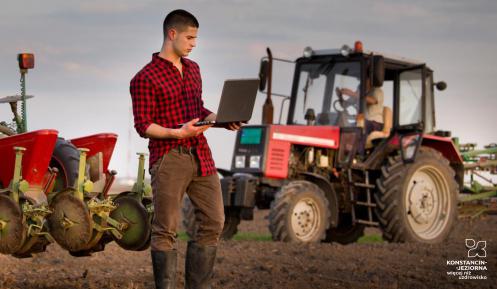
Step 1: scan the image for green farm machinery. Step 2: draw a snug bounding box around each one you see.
[0,53,153,258]
[457,141,497,217]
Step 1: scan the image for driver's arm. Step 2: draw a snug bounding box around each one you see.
[366,87,383,105]
[365,95,377,105]
[339,88,359,98]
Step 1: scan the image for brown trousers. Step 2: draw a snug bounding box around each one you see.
[149,148,224,251]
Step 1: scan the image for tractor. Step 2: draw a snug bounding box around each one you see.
[0,53,153,257]
[183,41,497,244]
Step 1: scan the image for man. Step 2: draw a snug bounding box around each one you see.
[130,9,240,289]
[338,78,384,154]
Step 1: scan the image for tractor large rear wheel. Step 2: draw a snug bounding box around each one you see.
[375,147,458,243]
[269,181,330,243]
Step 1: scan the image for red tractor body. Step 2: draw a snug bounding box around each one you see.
[264,125,339,178]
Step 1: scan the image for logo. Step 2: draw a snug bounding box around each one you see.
[466,239,486,258]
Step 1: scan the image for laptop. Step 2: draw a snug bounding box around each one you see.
[182,78,260,127]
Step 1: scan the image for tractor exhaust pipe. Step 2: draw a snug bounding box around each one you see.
[262,47,273,124]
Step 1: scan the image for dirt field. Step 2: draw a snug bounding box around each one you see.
[0,209,496,289]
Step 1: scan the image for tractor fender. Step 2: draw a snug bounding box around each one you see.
[421,135,464,188]
[421,135,462,164]
[299,172,339,228]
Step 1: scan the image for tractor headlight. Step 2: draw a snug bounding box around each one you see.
[249,155,261,168]
[235,155,246,168]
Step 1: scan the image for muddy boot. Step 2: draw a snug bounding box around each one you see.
[151,250,177,289]
[185,241,217,289]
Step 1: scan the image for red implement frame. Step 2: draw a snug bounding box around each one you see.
[70,133,118,173]
[0,130,58,188]
[70,133,118,197]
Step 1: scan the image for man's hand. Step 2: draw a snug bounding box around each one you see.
[177,118,212,139]
[225,122,242,131]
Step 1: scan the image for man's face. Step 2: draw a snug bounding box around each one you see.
[170,26,198,57]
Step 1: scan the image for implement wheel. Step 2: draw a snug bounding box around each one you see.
[48,192,92,251]
[0,195,26,254]
[110,195,151,251]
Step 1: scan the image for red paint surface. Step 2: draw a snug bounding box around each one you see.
[70,133,118,173]
[264,125,340,179]
[0,130,58,187]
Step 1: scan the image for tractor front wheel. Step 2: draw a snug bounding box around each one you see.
[375,147,458,243]
[269,181,330,243]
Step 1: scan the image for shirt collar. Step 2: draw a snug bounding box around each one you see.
[152,52,190,69]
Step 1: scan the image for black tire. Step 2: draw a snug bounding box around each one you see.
[375,147,458,243]
[268,180,330,243]
[323,213,365,244]
[50,138,80,192]
[182,196,241,240]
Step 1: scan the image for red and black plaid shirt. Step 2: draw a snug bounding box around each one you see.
[130,53,216,176]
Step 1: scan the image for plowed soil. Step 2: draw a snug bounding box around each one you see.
[1,209,496,289]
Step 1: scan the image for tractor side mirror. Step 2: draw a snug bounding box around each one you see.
[305,108,316,125]
[435,81,447,91]
[258,60,269,91]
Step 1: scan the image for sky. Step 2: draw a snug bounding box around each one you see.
[1,0,496,178]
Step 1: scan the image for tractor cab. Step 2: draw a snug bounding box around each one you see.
[282,42,447,132]
[258,42,447,166]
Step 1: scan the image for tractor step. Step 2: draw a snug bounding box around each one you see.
[354,201,377,207]
[348,168,378,226]
[353,182,375,189]
[356,219,379,226]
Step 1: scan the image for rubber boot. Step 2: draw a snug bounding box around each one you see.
[151,250,177,289]
[185,241,217,289]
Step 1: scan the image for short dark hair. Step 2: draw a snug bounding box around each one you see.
[163,9,199,38]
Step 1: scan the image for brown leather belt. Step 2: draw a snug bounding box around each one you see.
[171,145,196,154]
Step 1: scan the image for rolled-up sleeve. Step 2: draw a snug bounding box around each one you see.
[130,75,155,138]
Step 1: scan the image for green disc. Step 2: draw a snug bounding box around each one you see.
[110,195,151,251]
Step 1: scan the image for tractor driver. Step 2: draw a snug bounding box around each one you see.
[337,77,384,155]
[130,9,241,289]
